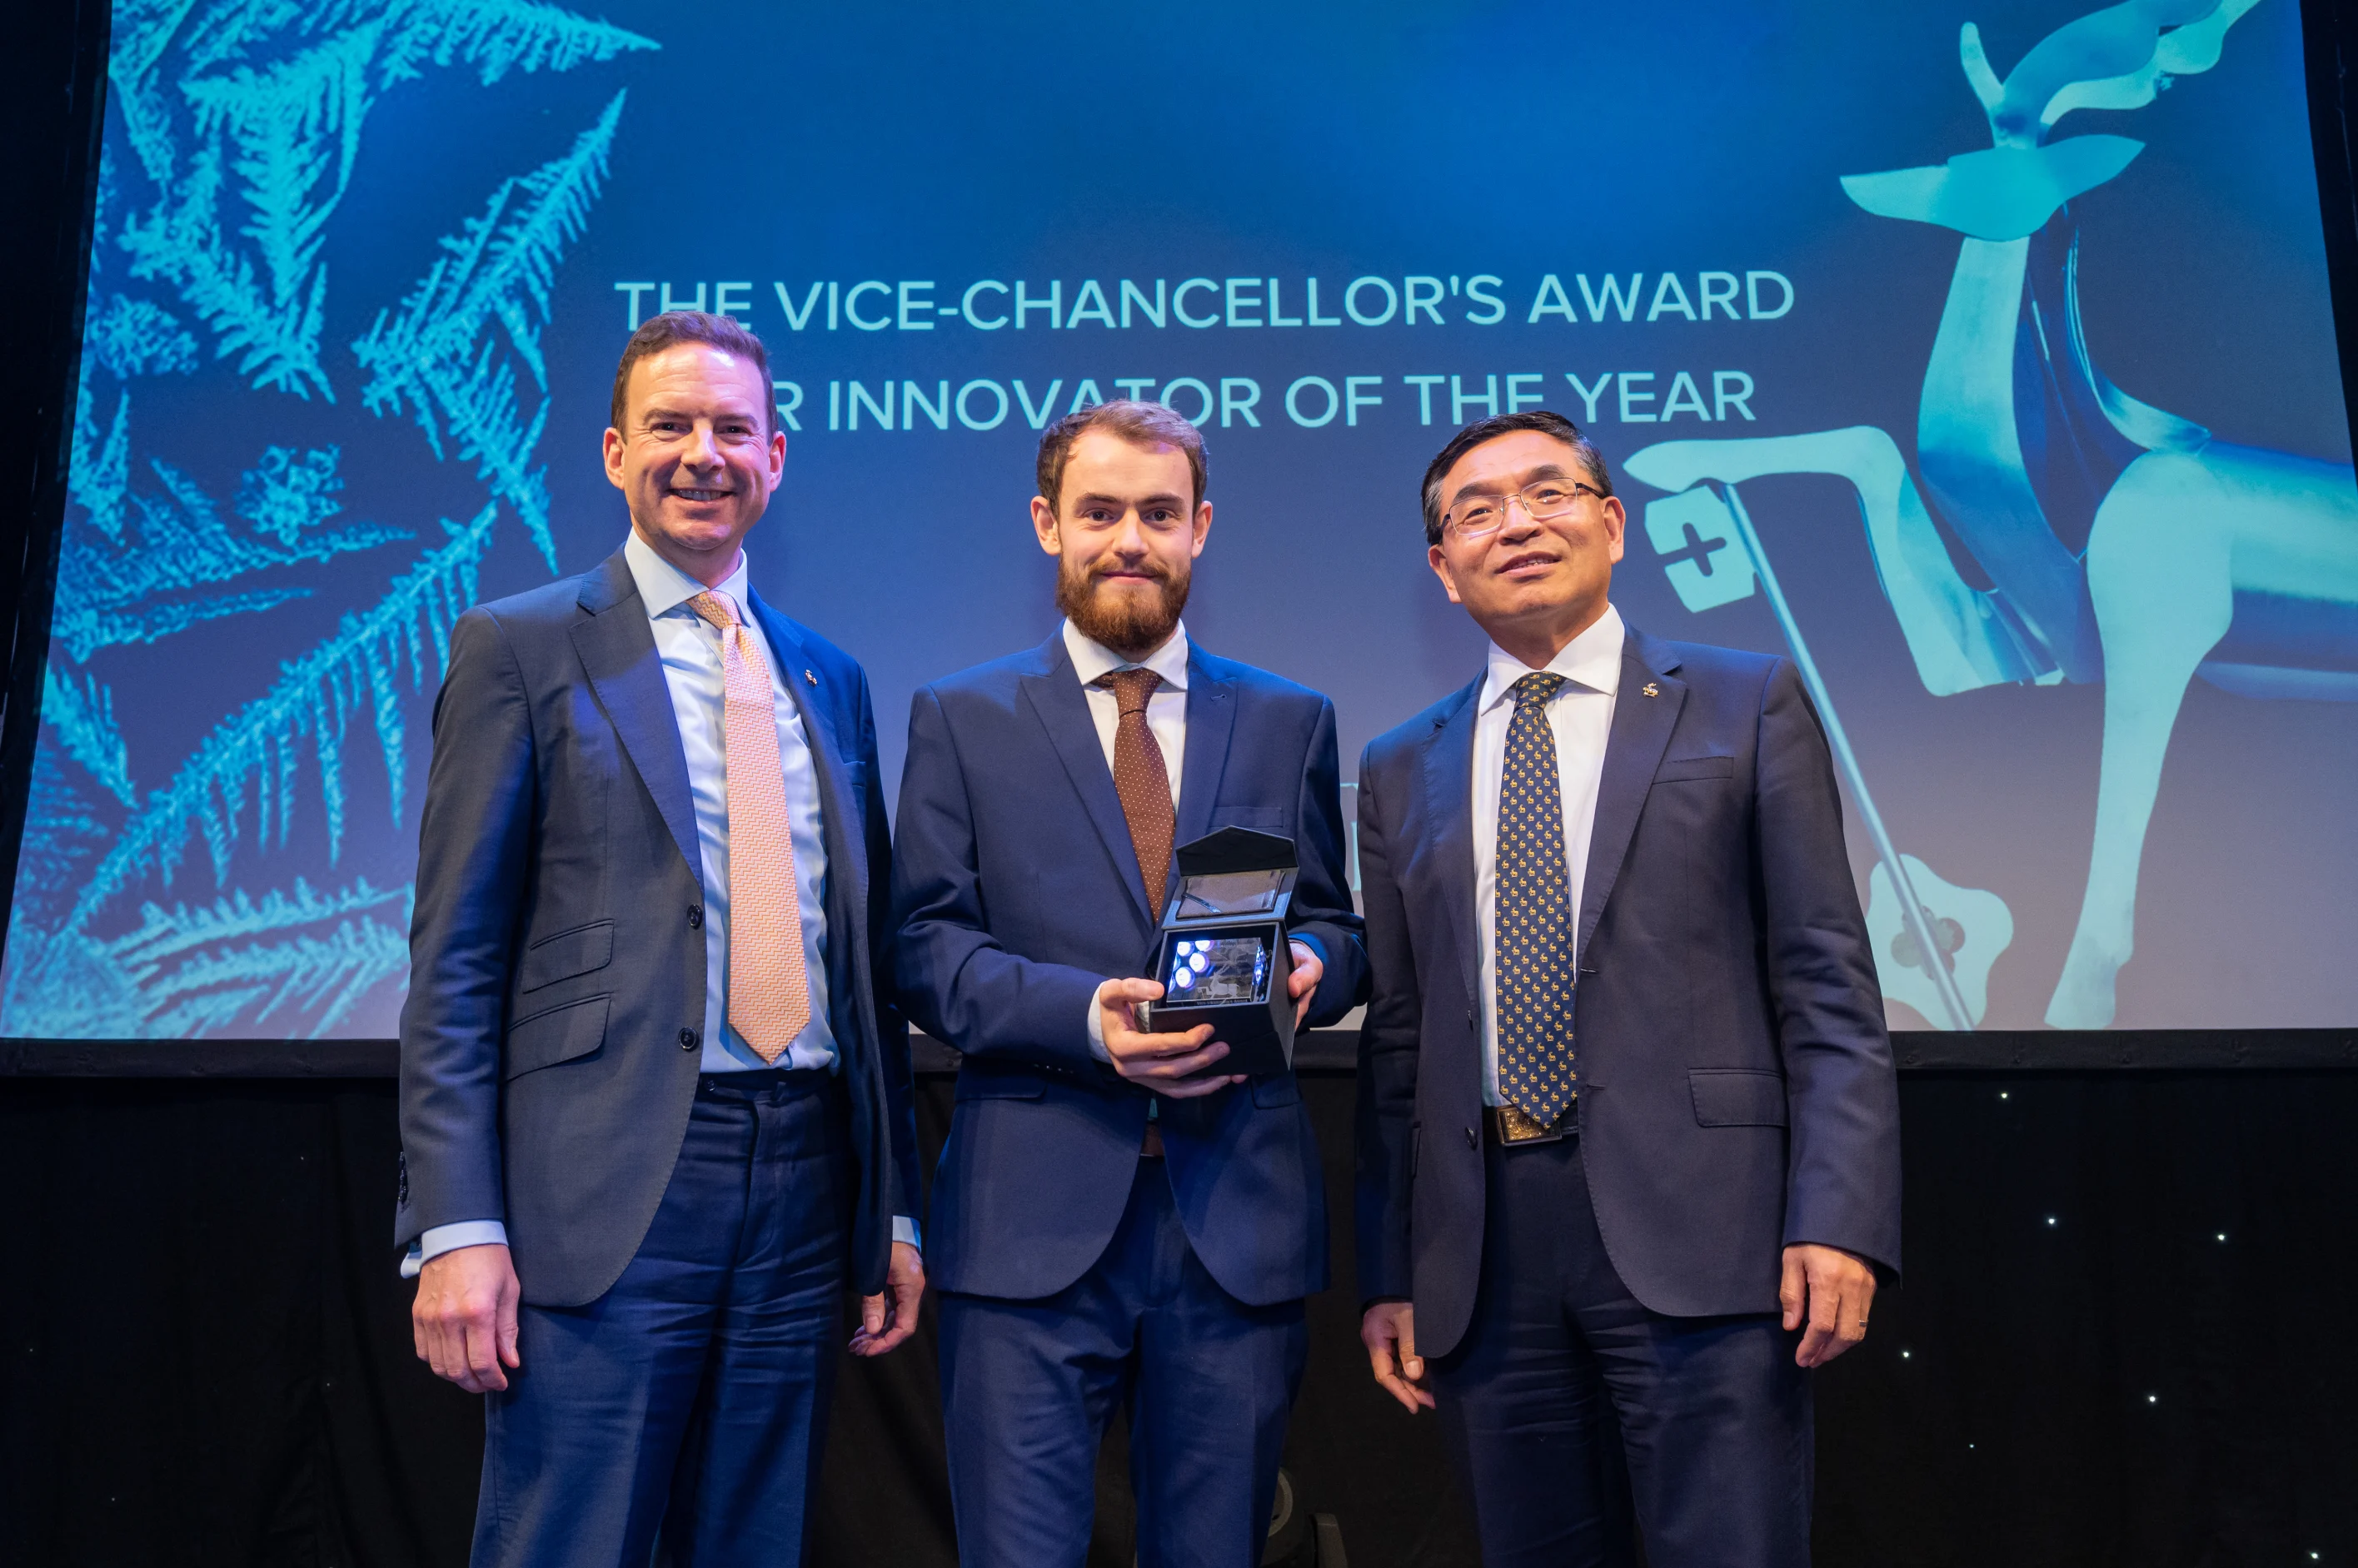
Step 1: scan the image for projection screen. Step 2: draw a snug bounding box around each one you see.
[7,0,2353,1046]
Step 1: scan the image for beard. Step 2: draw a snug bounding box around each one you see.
[1057,555,1191,658]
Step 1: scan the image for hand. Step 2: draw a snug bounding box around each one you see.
[1097,977,1243,1098]
[1781,1242,1878,1368]
[413,1242,521,1393]
[1361,1300,1434,1413]
[852,1242,925,1357]
[1286,940,1323,1029]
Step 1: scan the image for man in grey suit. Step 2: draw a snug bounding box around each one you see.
[1355,411,1899,1567]
[397,310,923,1566]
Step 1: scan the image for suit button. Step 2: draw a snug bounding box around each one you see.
[687,906,703,929]
[1465,1126,1478,1149]
[679,1028,699,1051]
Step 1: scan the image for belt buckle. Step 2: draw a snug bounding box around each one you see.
[1493,1103,1570,1146]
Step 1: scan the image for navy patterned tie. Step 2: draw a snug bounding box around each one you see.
[1495,672,1578,1128]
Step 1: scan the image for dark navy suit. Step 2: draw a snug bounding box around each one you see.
[1354,626,1901,1567]
[398,550,917,1566]
[894,630,1366,1568]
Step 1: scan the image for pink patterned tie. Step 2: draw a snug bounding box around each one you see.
[687,591,811,1063]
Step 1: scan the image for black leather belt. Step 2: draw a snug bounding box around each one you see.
[1485,1102,1573,1147]
[699,1067,830,1097]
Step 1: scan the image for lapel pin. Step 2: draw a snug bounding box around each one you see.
[1642,681,1660,698]
[804,669,818,686]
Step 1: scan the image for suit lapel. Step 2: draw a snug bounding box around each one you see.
[1421,678,1483,1005]
[1019,634,1154,924]
[571,553,700,880]
[1172,649,1235,856]
[1575,631,1686,963]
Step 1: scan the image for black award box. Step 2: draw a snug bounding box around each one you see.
[1134,827,1300,1078]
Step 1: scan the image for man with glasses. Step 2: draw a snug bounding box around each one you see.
[893,401,1366,1567]
[1352,411,1900,1566]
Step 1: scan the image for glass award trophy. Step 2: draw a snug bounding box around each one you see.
[1135,827,1301,1078]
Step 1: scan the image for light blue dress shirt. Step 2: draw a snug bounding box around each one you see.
[626,531,839,1078]
[406,534,914,1277]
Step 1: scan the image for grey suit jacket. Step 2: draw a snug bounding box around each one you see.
[1355,629,1900,1355]
[395,549,918,1307]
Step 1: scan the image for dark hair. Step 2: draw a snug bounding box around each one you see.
[1036,400,1208,512]
[610,311,774,434]
[1419,410,1613,545]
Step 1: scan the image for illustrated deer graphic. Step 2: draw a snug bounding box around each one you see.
[1626,0,2358,1029]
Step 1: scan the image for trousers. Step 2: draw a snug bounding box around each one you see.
[939,1155,1309,1568]
[471,1070,850,1568]
[1431,1131,1812,1568]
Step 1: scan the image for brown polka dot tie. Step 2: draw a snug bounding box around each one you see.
[1095,668,1174,916]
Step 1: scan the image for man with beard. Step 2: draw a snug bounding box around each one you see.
[894,401,1368,1568]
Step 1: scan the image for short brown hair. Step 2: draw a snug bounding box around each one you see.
[1036,400,1208,512]
[610,310,774,434]
[1420,410,1613,545]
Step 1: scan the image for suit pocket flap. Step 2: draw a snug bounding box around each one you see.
[519,921,615,993]
[1689,1068,1787,1127]
[503,995,610,1079]
[1251,1073,1302,1108]
[955,1068,1046,1102]
[1655,754,1736,783]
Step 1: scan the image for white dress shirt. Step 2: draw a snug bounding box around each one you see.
[407,535,914,1277]
[1065,619,1189,1062]
[1064,617,1189,804]
[1473,604,1623,1107]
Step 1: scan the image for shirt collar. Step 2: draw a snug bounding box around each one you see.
[1062,617,1191,694]
[623,530,751,621]
[1479,602,1626,713]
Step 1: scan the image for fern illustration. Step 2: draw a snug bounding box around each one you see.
[5,872,413,1040]
[139,915,412,1037]
[67,376,133,545]
[370,0,657,86]
[110,876,412,1037]
[4,1,656,1041]
[9,753,113,931]
[109,0,651,400]
[62,500,501,935]
[118,138,328,398]
[353,90,626,570]
[42,667,137,808]
[52,429,410,663]
[88,293,199,379]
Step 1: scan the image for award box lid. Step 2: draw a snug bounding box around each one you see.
[1164,827,1297,925]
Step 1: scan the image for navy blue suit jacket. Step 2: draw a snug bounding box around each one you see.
[893,632,1368,1307]
[396,550,919,1307]
[1353,626,1900,1354]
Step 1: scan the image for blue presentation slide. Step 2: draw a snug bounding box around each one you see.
[8,0,2353,1042]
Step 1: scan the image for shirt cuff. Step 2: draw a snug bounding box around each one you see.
[1084,981,1113,1063]
[893,1215,922,1251]
[400,1219,510,1278]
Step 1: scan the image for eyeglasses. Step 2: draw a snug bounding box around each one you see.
[1442,480,1604,540]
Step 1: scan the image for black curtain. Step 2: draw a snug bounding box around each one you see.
[0,0,107,950]
[6,1069,2355,1568]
